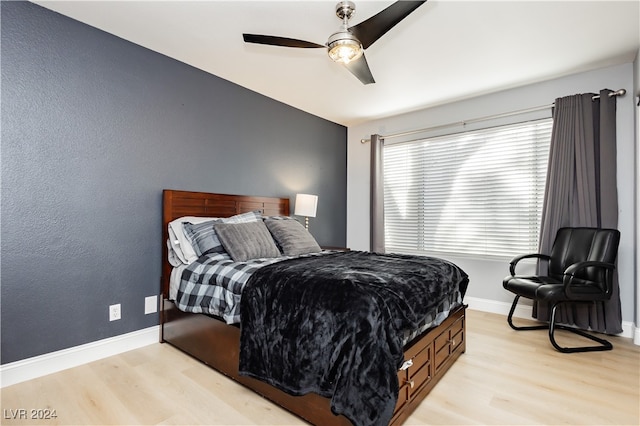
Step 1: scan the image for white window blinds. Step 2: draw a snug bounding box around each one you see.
[383,118,553,259]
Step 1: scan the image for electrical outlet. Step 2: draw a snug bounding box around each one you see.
[109,304,121,321]
[145,295,157,314]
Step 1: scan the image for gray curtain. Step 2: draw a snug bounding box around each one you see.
[370,134,385,252]
[534,89,622,334]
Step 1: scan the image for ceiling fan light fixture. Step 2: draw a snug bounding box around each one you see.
[242,1,428,84]
[327,32,363,64]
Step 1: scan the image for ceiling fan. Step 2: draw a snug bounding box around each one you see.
[243,1,427,85]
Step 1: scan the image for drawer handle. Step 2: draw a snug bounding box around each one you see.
[400,359,413,370]
[401,379,415,389]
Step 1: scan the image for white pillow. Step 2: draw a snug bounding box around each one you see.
[167,239,182,267]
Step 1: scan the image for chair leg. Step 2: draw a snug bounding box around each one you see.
[548,302,613,353]
[507,296,613,352]
[507,295,547,331]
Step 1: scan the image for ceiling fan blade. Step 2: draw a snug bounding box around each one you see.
[344,54,375,85]
[243,34,325,49]
[349,1,427,49]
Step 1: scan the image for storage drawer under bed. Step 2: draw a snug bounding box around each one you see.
[393,309,465,418]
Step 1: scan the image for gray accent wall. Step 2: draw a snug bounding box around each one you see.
[1,1,347,364]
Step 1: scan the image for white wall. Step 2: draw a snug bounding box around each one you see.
[634,49,640,344]
[347,63,637,328]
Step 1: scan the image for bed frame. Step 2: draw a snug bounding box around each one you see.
[160,189,466,425]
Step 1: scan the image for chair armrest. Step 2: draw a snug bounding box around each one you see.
[563,261,616,297]
[509,253,550,276]
[563,261,616,276]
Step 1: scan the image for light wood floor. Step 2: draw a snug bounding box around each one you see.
[2,310,639,425]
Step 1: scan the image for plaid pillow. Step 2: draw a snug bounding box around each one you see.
[262,215,295,221]
[184,210,262,256]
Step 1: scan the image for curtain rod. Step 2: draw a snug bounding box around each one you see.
[360,88,626,144]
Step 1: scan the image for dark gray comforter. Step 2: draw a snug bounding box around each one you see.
[239,250,468,426]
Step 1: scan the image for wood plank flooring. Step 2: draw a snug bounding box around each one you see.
[2,309,639,425]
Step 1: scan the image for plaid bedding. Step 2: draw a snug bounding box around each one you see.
[174,251,331,324]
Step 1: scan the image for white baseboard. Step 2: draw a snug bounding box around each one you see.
[465,296,533,319]
[622,324,638,342]
[0,326,159,388]
[466,296,637,341]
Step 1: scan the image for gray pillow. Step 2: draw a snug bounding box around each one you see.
[184,210,263,256]
[214,221,280,262]
[265,219,321,256]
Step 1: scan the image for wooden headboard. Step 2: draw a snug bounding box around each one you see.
[161,189,290,297]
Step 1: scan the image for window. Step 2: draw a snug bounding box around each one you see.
[383,119,552,259]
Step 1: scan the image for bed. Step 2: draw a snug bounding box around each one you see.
[160,189,468,426]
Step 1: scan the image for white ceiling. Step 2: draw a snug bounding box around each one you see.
[33,0,640,126]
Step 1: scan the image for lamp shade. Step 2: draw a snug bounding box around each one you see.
[294,194,318,218]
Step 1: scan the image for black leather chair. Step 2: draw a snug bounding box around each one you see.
[503,227,620,353]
